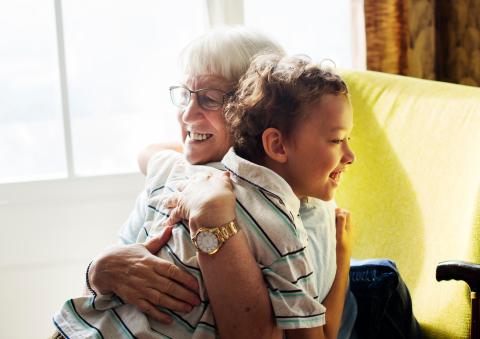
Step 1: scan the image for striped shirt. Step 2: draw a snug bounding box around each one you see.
[54,148,327,338]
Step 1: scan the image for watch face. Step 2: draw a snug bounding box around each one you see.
[196,231,220,254]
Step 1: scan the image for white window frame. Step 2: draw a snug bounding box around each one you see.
[54,0,75,178]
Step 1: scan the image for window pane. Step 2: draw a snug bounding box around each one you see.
[244,0,354,68]
[0,0,66,183]
[62,0,207,176]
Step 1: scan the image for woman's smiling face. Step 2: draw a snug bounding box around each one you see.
[177,74,232,164]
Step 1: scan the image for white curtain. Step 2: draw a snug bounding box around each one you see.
[351,0,367,70]
[205,0,244,27]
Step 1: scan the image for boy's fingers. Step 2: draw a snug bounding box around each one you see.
[345,213,353,233]
[335,209,351,226]
[336,213,346,227]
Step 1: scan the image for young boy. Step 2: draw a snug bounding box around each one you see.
[53,54,355,338]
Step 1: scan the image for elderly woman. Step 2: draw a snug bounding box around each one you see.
[83,27,299,338]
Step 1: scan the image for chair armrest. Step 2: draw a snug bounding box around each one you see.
[436,260,480,292]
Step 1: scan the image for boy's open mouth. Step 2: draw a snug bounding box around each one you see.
[187,131,213,142]
[329,170,342,183]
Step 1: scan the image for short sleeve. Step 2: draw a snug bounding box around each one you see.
[117,190,148,245]
[262,251,326,329]
[117,150,184,244]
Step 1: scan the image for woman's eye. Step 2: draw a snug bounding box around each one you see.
[203,96,216,103]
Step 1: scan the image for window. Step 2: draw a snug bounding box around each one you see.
[2,0,362,184]
[0,0,65,183]
[62,0,206,175]
[0,0,207,183]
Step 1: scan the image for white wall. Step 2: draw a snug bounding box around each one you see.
[0,173,144,338]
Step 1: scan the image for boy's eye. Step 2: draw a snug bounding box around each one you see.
[331,137,351,144]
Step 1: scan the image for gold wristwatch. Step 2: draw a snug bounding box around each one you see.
[191,220,238,255]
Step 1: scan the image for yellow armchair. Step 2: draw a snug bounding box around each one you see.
[337,70,480,339]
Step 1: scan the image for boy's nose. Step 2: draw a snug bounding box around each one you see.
[343,143,355,165]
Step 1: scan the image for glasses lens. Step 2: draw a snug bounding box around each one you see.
[170,87,190,108]
[197,89,224,110]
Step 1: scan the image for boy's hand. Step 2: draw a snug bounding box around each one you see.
[335,208,353,265]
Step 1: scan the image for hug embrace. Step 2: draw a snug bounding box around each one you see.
[53,27,420,339]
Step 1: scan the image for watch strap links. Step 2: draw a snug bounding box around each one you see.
[215,220,238,242]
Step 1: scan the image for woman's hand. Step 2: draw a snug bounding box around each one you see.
[89,226,200,323]
[162,171,236,230]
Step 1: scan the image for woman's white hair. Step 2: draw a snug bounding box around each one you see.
[179,26,285,84]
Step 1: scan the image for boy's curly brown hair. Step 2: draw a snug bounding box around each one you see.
[224,54,349,164]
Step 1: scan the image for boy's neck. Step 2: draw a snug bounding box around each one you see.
[261,157,303,199]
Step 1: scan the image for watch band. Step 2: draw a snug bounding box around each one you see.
[213,219,238,242]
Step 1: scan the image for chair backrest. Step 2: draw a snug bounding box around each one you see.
[338,70,480,338]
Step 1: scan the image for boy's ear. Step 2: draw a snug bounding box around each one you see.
[262,127,288,163]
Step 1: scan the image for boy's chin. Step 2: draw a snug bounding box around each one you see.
[313,189,336,201]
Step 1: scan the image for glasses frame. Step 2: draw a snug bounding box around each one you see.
[169,85,232,111]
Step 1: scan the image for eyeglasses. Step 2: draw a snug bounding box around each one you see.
[169,85,230,111]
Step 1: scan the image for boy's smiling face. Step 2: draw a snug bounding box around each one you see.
[282,94,355,201]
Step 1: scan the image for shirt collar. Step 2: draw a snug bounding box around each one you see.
[221,147,300,216]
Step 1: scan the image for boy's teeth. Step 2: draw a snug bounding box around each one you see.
[329,172,340,181]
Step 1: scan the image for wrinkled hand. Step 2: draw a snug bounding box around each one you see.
[335,208,353,265]
[89,226,200,323]
[162,171,236,231]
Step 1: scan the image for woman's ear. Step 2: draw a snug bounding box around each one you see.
[262,128,288,163]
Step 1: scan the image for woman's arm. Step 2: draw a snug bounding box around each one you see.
[196,228,282,339]
[163,172,282,339]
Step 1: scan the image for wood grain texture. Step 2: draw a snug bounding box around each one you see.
[365,0,480,86]
[436,0,480,86]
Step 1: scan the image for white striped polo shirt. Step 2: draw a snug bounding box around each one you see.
[53,148,326,338]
